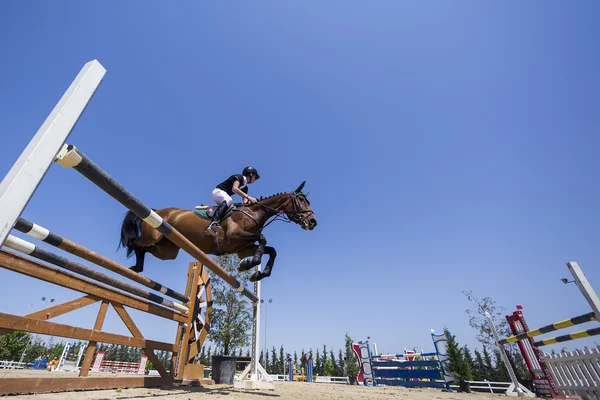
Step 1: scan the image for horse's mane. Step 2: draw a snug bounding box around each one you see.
[234,191,289,208]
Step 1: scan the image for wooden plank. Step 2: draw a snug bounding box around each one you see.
[79,300,109,377]
[0,250,186,323]
[0,313,178,352]
[112,302,169,379]
[177,262,201,378]
[0,376,171,395]
[0,295,100,336]
[27,295,101,320]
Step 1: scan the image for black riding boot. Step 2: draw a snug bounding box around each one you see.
[206,202,228,235]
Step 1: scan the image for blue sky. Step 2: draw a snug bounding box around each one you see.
[1,1,600,361]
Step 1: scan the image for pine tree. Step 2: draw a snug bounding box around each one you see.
[338,349,344,376]
[260,350,264,367]
[265,349,270,373]
[294,351,298,367]
[444,329,473,390]
[315,349,321,375]
[472,349,486,381]
[493,349,510,382]
[279,346,285,374]
[330,350,339,376]
[344,333,359,381]
[463,345,475,379]
[270,346,278,374]
[199,346,207,365]
[206,346,212,365]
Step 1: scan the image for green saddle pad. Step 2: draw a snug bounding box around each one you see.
[193,207,236,221]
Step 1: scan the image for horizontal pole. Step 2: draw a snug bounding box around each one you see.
[55,145,258,303]
[0,312,177,352]
[0,377,172,395]
[2,235,188,314]
[533,326,600,347]
[14,217,189,303]
[0,250,187,323]
[499,311,596,345]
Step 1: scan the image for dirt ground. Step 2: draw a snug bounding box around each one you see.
[0,370,508,400]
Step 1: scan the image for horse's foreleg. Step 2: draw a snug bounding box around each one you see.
[250,246,277,282]
[238,234,266,272]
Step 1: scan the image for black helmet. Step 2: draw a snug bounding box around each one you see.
[243,166,260,179]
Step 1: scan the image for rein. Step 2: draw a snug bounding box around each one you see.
[237,192,312,231]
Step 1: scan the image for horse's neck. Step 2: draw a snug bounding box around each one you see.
[251,193,289,226]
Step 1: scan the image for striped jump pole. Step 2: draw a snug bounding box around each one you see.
[14,217,189,304]
[54,144,258,303]
[499,311,596,345]
[2,234,188,314]
[533,326,600,347]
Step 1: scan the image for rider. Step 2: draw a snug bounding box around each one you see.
[206,166,260,235]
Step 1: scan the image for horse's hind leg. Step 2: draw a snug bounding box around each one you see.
[147,237,181,261]
[129,222,163,273]
[130,247,147,273]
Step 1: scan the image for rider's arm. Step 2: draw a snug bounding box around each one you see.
[232,181,250,201]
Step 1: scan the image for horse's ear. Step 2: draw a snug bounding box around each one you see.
[295,181,306,193]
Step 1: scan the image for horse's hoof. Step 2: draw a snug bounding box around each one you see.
[238,259,251,272]
[249,271,265,282]
[129,265,142,273]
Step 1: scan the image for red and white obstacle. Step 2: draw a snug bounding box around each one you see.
[91,351,148,375]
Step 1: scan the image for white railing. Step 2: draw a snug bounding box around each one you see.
[268,374,288,381]
[447,380,513,393]
[540,347,600,400]
[314,376,350,384]
[0,360,28,369]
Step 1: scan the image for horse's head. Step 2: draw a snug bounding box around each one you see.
[285,181,317,231]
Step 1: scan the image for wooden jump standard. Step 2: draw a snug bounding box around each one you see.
[0,59,271,394]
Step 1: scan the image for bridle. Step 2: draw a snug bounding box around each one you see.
[241,192,314,231]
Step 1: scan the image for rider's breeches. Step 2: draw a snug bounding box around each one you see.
[211,188,233,206]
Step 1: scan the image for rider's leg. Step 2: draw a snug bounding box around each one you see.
[206,189,233,234]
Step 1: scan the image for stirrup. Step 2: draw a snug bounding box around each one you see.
[205,221,222,236]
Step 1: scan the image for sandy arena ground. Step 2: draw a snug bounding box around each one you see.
[0,369,509,400]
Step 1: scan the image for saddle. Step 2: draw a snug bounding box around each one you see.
[193,204,236,221]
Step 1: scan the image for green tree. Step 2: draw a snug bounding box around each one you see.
[0,331,30,361]
[279,346,285,374]
[199,345,207,365]
[270,346,278,374]
[337,349,344,376]
[472,348,488,381]
[207,255,252,355]
[463,345,475,378]
[323,359,334,376]
[344,333,360,380]
[260,350,264,367]
[315,349,321,375]
[444,329,473,389]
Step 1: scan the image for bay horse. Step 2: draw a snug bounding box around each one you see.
[119,181,317,282]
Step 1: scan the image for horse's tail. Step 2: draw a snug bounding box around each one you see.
[119,211,142,258]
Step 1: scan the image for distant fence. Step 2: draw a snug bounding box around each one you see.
[0,361,27,370]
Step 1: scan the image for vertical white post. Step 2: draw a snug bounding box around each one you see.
[234,264,274,390]
[484,312,535,397]
[567,262,600,321]
[0,60,106,247]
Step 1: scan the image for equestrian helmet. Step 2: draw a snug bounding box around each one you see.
[243,166,260,179]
